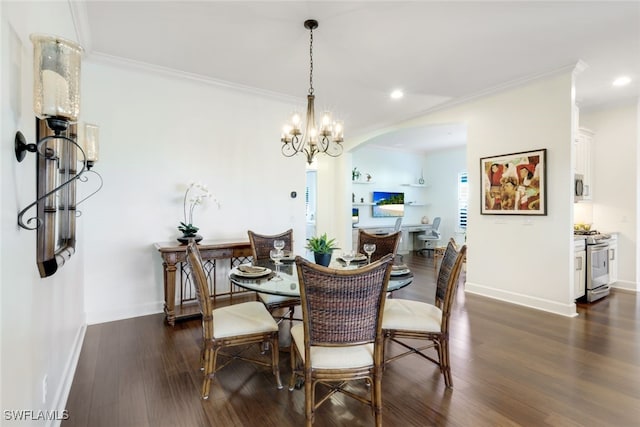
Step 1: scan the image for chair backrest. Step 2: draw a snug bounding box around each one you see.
[357,230,401,263]
[435,238,467,333]
[430,217,442,237]
[295,254,393,347]
[247,229,293,261]
[393,217,403,232]
[186,242,214,340]
[431,217,441,231]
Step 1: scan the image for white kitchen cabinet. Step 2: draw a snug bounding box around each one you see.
[574,127,594,200]
[608,234,618,285]
[574,247,586,300]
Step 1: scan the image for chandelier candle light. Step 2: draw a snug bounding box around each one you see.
[280,19,344,164]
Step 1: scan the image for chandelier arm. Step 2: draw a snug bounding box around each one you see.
[317,135,344,158]
[282,135,302,158]
[324,143,344,158]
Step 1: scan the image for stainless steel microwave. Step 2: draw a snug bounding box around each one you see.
[574,174,585,202]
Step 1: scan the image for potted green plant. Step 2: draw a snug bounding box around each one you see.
[306,233,338,267]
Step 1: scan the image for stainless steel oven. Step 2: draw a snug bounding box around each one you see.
[586,240,610,302]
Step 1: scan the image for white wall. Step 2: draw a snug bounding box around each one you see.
[1,2,86,425]
[328,69,579,316]
[581,101,639,291]
[350,146,429,227]
[350,145,466,245]
[423,147,467,242]
[80,58,308,323]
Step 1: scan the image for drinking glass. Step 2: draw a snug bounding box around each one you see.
[363,243,376,264]
[270,249,284,281]
[273,240,285,252]
[342,250,356,268]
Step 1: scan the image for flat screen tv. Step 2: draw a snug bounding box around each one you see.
[372,191,404,217]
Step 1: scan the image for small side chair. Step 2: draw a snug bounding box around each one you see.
[290,254,394,427]
[382,238,467,388]
[186,242,282,399]
[356,229,401,263]
[247,229,300,321]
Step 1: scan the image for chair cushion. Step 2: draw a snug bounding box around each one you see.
[382,299,442,333]
[290,324,374,369]
[258,292,298,306]
[213,301,278,338]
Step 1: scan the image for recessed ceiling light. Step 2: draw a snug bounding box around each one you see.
[612,76,631,87]
[390,89,404,100]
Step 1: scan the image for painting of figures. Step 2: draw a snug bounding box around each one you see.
[480,149,547,215]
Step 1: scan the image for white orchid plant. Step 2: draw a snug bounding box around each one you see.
[178,182,218,236]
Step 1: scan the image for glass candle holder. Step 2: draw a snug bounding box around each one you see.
[31,34,83,122]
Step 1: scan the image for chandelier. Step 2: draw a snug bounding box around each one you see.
[281,19,344,164]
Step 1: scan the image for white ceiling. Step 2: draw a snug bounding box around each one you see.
[74,1,640,153]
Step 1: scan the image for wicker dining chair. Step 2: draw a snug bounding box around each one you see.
[289,254,394,427]
[356,229,402,263]
[247,229,300,321]
[186,242,282,399]
[382,238,467,388]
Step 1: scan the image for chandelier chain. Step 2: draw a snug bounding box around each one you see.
[308,26,314,95]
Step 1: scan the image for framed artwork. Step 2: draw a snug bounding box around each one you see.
[480,148,547,215]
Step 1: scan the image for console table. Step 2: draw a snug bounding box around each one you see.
[154,239,253,325]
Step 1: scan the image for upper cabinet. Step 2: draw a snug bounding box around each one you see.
[574,127,594,200]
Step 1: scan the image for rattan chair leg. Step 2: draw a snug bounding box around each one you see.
[440,338,453,388]
[201,348,215,399]
[373,374,382,427]
[305,376,314,427]
[271,335,283,389]
[288,347,297,391]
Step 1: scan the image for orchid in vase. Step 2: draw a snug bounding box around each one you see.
[178,182,218,242]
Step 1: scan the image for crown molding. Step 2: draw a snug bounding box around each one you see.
[86,52,303,104]
[68,0,92,53]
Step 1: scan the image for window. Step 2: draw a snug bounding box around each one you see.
[458,171,468,230]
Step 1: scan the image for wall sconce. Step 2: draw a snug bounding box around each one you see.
[76,123,103,210]
[14,34,91,277]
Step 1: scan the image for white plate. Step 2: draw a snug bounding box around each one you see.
[337,253,367,262]
[234,266,272,278]
[390,268,410,276]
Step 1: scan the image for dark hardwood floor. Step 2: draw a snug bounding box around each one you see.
[63,253,640,427]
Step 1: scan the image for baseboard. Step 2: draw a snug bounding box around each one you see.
[86,301,164,325]
[611,280,637,292]
[47,322,86,427]
[465,282,578,317]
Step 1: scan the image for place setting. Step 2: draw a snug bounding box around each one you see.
[336,250,367,268]
[230,264,274,281]
[390,263,411,277]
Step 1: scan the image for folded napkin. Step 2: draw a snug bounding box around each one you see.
[392,264,409,271]
[238,265,267,274]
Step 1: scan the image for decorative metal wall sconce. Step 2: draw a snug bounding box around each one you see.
[75,123,103,211]
[14,34,96,278]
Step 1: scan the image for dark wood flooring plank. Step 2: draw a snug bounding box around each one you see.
[62,253,640,427]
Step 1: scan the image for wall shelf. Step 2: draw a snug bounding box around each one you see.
[401,183,428,187]
[353,203,427,207]
[352,181,375,184]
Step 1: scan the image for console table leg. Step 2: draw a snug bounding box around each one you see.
[164,261,177,326]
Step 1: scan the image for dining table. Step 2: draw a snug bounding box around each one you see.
[228,253,414,298]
